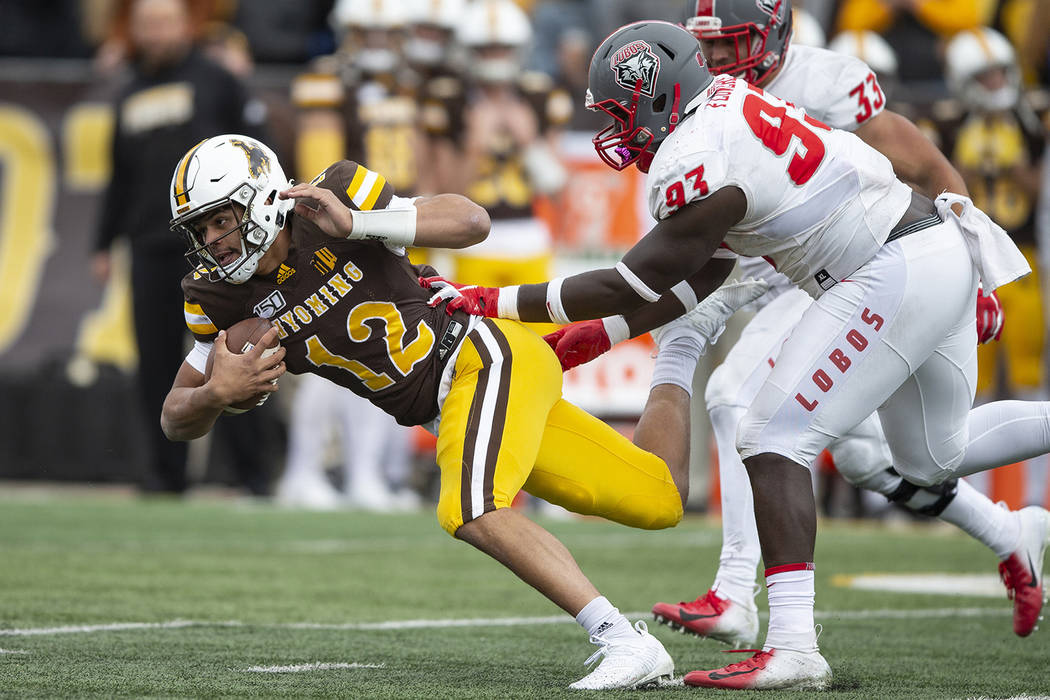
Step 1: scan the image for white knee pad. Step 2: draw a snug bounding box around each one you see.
[827,415,893,486]
[705,361,743,411]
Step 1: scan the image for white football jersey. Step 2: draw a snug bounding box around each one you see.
[735,44,888,306]
[765,44,886,132]
[647,74,911,298]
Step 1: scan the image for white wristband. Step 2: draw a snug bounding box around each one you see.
[545,278,572,324]
[497,285,520,320]
[601,315,630,345]
[670,280,698,311]
[348,206,417,246]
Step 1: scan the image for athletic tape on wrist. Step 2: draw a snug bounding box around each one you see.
[670,280,698,311]
[614,262,661,302]
[497,285,520,320]
[601,315,630,345]
[545,278,572,324]
[348,206,416,246]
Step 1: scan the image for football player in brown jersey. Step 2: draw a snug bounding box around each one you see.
[158,134,765,689]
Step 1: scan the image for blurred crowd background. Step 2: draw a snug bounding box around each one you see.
[0,0,1048,520]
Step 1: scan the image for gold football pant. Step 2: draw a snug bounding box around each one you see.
[435,319,683,535]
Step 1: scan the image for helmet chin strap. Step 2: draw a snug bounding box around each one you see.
[668,82,681,133]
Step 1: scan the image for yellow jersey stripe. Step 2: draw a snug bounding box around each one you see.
[359,173,387,211]
[173,139,207,206]
[183,301,217,335]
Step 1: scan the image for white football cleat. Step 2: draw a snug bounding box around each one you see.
[569,621,674,690]
[683,648,832,690]
[274,472,341,511]
[651,278,769,350]
[652,588,759,647]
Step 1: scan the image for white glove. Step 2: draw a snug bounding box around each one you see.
[652,278,769,349]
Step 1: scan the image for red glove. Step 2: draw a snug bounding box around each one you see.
[420,275,501,317]
[542,320,612,371]
[976,285,1004,344]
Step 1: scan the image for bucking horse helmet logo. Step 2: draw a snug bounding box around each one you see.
[229,138,272,180]
[610,40,661,98]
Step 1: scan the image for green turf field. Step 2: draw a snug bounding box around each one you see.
[0,490,1047,699]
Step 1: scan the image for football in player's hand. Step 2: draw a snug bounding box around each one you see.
[204,317,280,413]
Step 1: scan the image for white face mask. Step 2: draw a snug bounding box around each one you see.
[968,82,1020,113]
[983,84,1019,112]
[354,48,398,75]
[473,57,518,83]
[404,37,445,66]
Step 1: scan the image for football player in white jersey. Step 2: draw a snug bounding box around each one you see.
[638,0,1050,650]
[420,20,1048,689]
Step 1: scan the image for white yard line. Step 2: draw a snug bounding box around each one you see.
[237,662,385,673]
[0,607,1009,637]
[0,648,28,654]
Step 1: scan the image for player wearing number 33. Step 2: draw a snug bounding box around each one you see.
[158,133,753,690]
[422,21,1041,690]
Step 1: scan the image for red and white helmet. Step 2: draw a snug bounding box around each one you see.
[169,135,292,284]
[685,0,793,84]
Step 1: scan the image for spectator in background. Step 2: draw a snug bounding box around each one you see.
[228,0,336,64]
[451,0,570,296]
[276,0,426,510]
[403,0,470,197]
[791,6,827,47]
[552,27,607,133]
[91,0,271,495]
[835,0,983,87]
[937,27,1048,505]
[0,0,91,57]
[91,0,232,74]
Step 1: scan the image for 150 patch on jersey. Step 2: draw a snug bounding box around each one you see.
[253,290,286,319]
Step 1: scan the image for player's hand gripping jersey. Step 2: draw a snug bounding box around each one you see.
[182,160,471,427]
[649,74,912,298]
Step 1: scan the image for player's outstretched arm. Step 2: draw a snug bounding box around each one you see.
[161,328,286,441]
[855,109,968,198]
[279,183,489,249]
[430,186,747,324]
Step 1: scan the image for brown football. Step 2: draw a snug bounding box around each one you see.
[204,317,280,413]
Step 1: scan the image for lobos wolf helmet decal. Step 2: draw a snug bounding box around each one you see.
[611,40,661,97]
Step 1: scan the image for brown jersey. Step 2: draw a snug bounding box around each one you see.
[182,159,470,427]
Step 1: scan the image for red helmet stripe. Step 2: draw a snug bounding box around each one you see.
[695,0,714,15]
